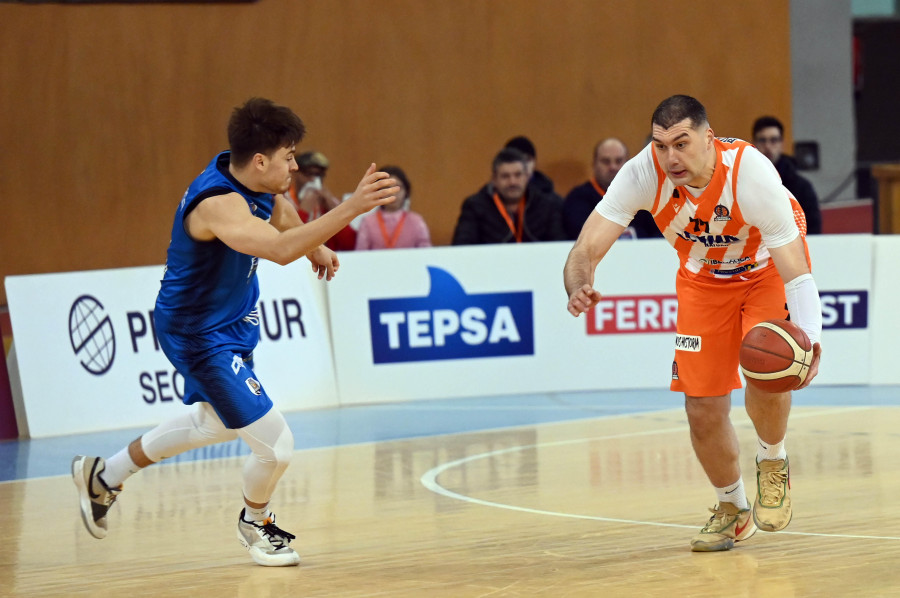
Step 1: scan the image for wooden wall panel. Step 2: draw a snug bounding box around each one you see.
[0,0,791,304]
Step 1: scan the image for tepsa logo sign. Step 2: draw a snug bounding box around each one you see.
[368,267,534,364]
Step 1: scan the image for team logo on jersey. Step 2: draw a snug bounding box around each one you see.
[671,361,679,380]
[671,188,682,213]
[713,205,731,221]
[245,377,262,395]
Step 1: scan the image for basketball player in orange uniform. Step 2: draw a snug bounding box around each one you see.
[564,95,823,552]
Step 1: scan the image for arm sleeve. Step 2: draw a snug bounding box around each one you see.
[785,273,823,345]
[735,148,799,249]
[594,144,659,227]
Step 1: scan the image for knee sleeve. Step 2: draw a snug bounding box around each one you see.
[142,402,238,462]
[237,408,294,504]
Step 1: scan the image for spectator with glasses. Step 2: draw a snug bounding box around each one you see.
[752,116,822,234]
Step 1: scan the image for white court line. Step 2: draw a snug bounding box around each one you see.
[421,406,900,541]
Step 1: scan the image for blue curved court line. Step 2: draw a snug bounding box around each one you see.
[1,385,898,483]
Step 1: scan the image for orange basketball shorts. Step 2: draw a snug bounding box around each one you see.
[670,264,788,397]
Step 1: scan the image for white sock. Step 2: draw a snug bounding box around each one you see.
[243,504,271,523]
[757,437,787,462]
[102,448,141,488]
[715,478,748,510]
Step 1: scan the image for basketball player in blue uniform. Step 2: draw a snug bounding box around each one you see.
[72,97,398,566]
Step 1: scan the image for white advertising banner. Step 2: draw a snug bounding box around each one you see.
[328,236,875,405]
[5,234,882,437]
[5,260,337,438]
[328,241,680,405]
[869,236,900,384]
[804,234,872,386]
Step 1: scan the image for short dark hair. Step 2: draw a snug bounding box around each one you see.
[505,136,536,159]
[381,165,410,197]
[227,97,306,167]
[752,116,784,138]
[492,147,528,173]
[651,95,708,130]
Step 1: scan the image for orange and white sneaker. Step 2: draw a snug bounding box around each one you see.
[690,501,757,552]
[753,457,792,532]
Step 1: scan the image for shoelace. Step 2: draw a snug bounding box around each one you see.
[93,474,122,507]
[759,470,787,504]
[255,519,296,549]
[105,487,122,508]
[701,505,741,533]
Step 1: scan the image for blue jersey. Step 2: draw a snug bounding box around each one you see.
[155,152,275,351]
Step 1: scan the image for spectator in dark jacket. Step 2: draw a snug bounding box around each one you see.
[504,135,563,202]
[452,148,565,244]
[563,138,662,240]
[752,116,822,234]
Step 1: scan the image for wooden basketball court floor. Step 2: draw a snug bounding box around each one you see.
[2,386,900,597]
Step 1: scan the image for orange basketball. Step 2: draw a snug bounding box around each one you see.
[739,319,813,393]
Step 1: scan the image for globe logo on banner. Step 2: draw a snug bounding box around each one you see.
[368,266,534,364]
[69,294,116,375]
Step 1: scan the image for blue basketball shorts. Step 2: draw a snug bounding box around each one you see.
[177,349,273,429]
[155,316,273,429]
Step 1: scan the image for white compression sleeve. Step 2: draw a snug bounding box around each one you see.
[237,408,294,505]
[142,402,238,462]
[785,273,822,345]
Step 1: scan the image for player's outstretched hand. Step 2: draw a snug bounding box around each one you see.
[567,284,602,317]
[796,342,822,389]
[345,163,400,216]
[307,246,340,281]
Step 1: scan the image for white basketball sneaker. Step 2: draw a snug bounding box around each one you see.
[71,455,122,539]
[237,508,301,566]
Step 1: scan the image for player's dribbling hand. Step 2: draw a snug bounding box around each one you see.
[567,284,602,317]
[347,163,400,215]
[796,342,822,390]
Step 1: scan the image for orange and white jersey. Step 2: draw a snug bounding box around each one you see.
[596,138,805,278]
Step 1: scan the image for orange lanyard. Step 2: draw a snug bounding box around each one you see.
[492,193,526,243]
[376,210,407,248]
[288,184,301,209]
[589,177,606,197]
